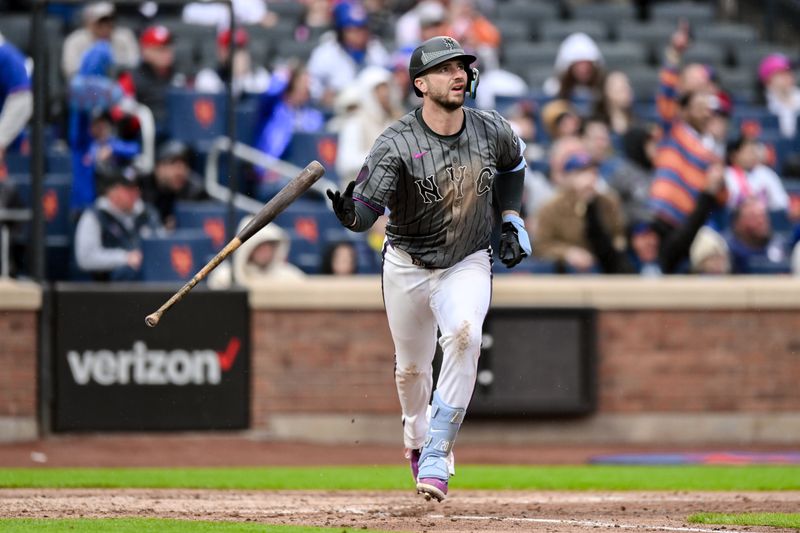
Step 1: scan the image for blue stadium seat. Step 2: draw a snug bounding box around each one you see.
[273,199,340,244]
[165,89,228,150]
[10,174,72,239]
[285,227,323,274]
[140,229,215,282]
[282,132,340,184]
[4,153,29,174]
[173,200,249,251]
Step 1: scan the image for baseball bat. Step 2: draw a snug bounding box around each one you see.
[144,160,326,327]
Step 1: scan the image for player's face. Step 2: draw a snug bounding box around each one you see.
[420,59,467,110]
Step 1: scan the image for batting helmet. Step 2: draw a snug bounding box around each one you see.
[409,36,479,98]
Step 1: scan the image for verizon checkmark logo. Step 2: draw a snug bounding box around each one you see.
[413,151,428,159]
[217,337,241,371]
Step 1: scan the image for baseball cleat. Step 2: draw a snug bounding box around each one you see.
[416,477,448,502]
[405,448,421,481]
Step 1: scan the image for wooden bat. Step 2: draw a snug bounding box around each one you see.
[145,160,326,327]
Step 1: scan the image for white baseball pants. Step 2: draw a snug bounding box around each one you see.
[382,242,492,451]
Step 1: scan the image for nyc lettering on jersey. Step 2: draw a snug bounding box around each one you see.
[414,165,494,203]
[66,340,239,386]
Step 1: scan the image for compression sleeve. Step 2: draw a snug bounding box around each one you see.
[494,166,526,214]
[347,199,381,232]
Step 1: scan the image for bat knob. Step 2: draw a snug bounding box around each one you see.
[145,313,161,328]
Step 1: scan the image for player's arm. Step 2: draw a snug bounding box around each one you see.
[326,180,381,232]
[493,118,531,267]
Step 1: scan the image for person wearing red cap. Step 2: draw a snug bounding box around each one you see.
[193,28,270,96]
[759,53,800,139]
[119,25,186,127]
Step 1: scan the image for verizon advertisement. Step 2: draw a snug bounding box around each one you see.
[53,285,249,431]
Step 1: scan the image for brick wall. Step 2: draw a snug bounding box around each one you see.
[0,311,38,417]
[598,310,800,412]
[250,308,800,430]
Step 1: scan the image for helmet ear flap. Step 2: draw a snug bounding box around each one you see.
[467,67,480,99]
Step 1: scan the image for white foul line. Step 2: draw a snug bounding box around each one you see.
[429,514,753,533]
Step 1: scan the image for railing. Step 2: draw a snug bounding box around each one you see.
[204,136,339,214]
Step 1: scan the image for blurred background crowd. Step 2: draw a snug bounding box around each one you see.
[2,0,800,284]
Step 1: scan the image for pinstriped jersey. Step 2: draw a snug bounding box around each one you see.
[353,107,522,269]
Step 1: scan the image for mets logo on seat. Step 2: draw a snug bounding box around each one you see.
[170,245,194,278]
[193,98,216,129]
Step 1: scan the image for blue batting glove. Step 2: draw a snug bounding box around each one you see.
[502,213,532,256]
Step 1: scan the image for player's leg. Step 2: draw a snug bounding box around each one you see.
[382,243,438,474]
[416,248,491,501]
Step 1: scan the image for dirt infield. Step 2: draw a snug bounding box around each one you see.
[2,436,799,532]
[2,488,800,532]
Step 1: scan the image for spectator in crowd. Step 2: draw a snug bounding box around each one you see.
[448,0,500,52]
[593,70,636,138]
[119,25,186,127]
[208,217,304,288]
[74,161,163,281]
[396,0,450,49]
[86,107,140,175]
[62,2,139,79]
[473,46,528,111]
[68,41,131,212]
[724,135,790,217]
[534,152,629,273]
[194,28,271,97]
[650,90,728,273]
[138,140,208,229]
[335,66,403,183]
[389,47,420,112]
[320,240,359,275]
[326,83,362,134]
[725,196,790,274]
[582,117,652,227]
[627,219,662,276]
[759,53,800,139]
[0,32,32,171]
[252,63,325,199]
[543,32,604,104]
[621,124,659,177]
[689,226,731,275]
[707,89,732,158]
[541,99,581,142]
[307,1,390,108]
[182,0,277,29]
[304,0,334,30]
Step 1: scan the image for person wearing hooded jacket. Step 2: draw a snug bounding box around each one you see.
[335,66,404,183]
[207,216,305,288]
[543,32,604,104]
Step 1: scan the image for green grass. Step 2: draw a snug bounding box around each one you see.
[0,518,393,532]
[0,465,798,491]
[689,512,800,529]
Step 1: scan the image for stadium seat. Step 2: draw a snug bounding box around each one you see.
[616,22,675,59]
[140,229,215,282]
[682,42,727,70]
[165,89,228,149]
[570,3,636,33]
[697,23,758,51]
[10,174,72,240]
[494,19,532,45]
[734,44,796,71]
[625,67,661,101]
[540,20,609,44]
[282,132,340,184]
[717,68,758,103]
[502,42,560,77]
[650,2,715,26]
[494,2,559,37]
[164,21,216,52]
[173,200,250,251]
[598,42,648,71]
[173,40,198,77]
[273,200,341,249]
[285,227,323,274]
[266,1,308,25]
[273,40,316,63]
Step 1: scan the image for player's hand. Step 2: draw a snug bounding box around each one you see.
[327,180,357,228]
[670,18,691,55]
[499,213,531,268]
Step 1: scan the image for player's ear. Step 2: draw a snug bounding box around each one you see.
[414,76,427,96]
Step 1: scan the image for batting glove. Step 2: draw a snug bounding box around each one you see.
[326,181,357,228]
[499,213,531,268]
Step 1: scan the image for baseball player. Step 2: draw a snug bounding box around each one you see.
[327,36,530,502]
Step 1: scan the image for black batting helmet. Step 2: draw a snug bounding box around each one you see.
[409,36,478,98]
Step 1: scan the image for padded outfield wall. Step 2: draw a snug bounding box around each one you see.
[1,277,799,444]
